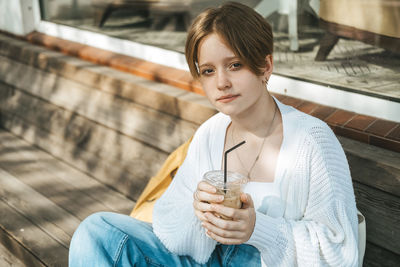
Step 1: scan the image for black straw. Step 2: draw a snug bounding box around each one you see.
[224,141,246,190]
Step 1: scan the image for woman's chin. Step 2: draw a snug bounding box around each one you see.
[215,107,239,117]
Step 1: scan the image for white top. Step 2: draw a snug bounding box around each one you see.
[153,98,359,266]
[244,182,282,218]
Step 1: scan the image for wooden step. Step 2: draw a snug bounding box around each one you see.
[0,34,216,126]
[339,136,400,197]
[0,55,198,154]
[0,82,170,199]
[0,129,135,266]
[338,136,400,263]
[0,82,168,165]
[0,130,135,215]
[0,51,200,199]
[0,110,160,200]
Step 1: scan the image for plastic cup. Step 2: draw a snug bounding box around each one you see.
[203,170,248,220]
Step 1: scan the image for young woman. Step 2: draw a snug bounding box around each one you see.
[69,2,359,266]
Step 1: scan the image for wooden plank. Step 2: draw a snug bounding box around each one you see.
[0,36,65,75]
[0,227,45,267]
[338,136,400,197]
[363,241,400,267]
[0,241,26,267]
[0,168,80,245]
[338,136,400,170]
[0,84,168,181]
[0,132,134,220]
[0,113,157,200]
[0,187,69,266]
[0,141,129,220]
[349,153,400,197]
[353,181,400,255]
[0,55,197,153]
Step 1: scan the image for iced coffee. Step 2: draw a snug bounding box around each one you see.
[203,170,248,220]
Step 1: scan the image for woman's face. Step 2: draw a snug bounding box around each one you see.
[197,33,272,118]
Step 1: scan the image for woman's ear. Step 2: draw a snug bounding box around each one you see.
[263,54,273,80]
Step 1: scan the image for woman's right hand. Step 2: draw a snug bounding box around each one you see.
[193,181,224,222]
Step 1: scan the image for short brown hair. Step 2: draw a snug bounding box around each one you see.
[185,1,273,79]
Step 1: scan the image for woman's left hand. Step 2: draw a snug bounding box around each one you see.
[201,193,256,244]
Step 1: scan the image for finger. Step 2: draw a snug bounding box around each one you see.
[202,221,244,239]
[197,190,224,203]
[210,204,239,221]
[193,190,199,201]
[193,199,214,213]
[197,181,217,193]
[205,229,242,245]
[241,193,254,209]
[211,203,252,224]
[194,209,208,222]
[204,211,240,231]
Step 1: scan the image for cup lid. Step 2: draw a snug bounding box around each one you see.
[203,170,248,188]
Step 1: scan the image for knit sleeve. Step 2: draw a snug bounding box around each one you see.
[246,123,359,266]
[152,123,218,264]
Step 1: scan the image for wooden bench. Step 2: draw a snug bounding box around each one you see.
[315,0,400,61]
[0,33,399,266]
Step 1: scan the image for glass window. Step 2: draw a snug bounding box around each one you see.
[39,0,400,101]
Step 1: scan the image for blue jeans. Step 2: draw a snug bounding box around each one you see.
[69,212,261,267]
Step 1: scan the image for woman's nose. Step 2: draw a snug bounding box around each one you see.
[216,71,232,90]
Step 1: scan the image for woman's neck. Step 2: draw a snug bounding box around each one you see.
[230,92,277,138]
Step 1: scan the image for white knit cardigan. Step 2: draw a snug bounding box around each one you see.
[153,99,359,266]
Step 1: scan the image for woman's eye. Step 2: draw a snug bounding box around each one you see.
[231,62,242,69]
[201,69,214,75]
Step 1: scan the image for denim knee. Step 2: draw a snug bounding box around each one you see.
[82,211,111,228]
[69,212,128,267]
[74,212,111,237]
[71,212,149,248]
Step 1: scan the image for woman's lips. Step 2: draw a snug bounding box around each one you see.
[217,94,240,103]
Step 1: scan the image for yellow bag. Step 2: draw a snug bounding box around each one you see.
[130,137,193,223]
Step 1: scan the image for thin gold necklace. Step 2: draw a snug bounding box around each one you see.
[232,104,277,180]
